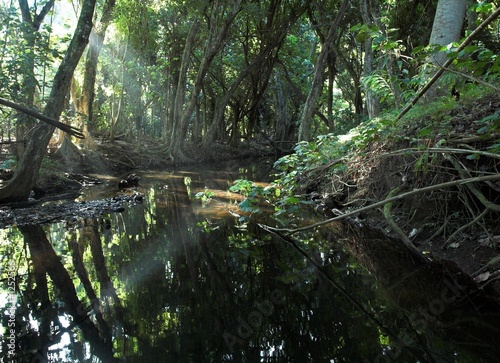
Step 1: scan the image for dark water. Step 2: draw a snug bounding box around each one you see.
[1,162,500,362]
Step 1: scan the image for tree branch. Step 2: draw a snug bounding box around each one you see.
[0,97,85,139]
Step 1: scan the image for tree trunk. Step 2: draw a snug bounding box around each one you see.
[167,19,200,156]
[360,0,381,118]
[14,0,55,160]
[168,1,242,161]
[298,0,349,141]
[80,0,117,147]
[0,0,97,203]
[426,0,467,99]
[201,33,286,152]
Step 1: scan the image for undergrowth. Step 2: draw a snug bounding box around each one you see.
[210,86,500,233]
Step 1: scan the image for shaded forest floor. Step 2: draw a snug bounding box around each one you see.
[301,91,500,293]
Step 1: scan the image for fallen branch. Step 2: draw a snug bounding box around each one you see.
[429,63,500,92]
[0,97,85,139]
[382,147,500,161]
[442,207,490,249]
[264,173,500,235]
[443,154,500,212]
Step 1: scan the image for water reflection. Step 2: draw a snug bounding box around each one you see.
[1,163,500,362]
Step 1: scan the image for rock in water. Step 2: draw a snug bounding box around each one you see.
[118,173,141,189]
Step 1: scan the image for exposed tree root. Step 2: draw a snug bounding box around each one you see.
[266,173,500,235]
[382,184,421,255]
[443,154,500,212]
[443,208,490,249]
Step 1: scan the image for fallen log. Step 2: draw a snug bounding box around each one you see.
[0,97,85,139]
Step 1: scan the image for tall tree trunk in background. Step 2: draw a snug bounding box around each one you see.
[14,0,55,159]
[298,0,349,142]
[167,19,200,157]
[360,0,381,118]
[79,0,116,147]
[426,0,467,99]
[0,0,96,203]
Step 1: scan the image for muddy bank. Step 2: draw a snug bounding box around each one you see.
[304,93,500,293]
[0,193,143,229]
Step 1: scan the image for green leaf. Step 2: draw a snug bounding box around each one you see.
[466,154,479,160]
[238,198,252,210]
[283,196,300,204]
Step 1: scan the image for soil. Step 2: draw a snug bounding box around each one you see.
[306,93,500,294]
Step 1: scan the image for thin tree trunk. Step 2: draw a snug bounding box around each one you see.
[14,0,55,159]
[168,1,242,161]
[298,0,349,141]
[201,33,286,151]
[360,0,381,118]
[167,19,200,155]
[80,0,116,147]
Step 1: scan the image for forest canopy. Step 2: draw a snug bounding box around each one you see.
[0,0,499,202]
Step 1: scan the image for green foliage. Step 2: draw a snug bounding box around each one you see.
[353,1,500,112]
[228,117,398,219]
[0,4,68,100]
[228,179,275,216]
[352,22,418,108]
[195,189,214,206]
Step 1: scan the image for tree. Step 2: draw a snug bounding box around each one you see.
[359,0,381,118]
[14,0,55,159]
[166,0,242,161]
[298,0,349,141]
[79,0,117,146]
[0,0,97,203]
[426,0,467,99]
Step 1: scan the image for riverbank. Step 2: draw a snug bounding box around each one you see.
[292,89,500,293]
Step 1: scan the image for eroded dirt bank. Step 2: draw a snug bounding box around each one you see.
[305,93,500,293]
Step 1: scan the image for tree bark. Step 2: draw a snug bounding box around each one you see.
[0,0,97,204]
[201,30,288,152]
[167,19,201,154]
[79,0,117,147]
[360,0,381,118]
[14,0,55,159]
[426,0,467,99]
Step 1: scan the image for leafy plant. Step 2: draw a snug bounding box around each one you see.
[195,190,215,206]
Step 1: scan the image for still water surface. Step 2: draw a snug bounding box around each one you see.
[1,162,500,362]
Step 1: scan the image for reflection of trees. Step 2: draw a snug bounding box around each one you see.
[16,168,493,361]
[19,225,114,362]
[68,227,111,344]
[11,174,388,361]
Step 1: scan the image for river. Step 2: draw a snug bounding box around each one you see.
[1,161,500,362]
